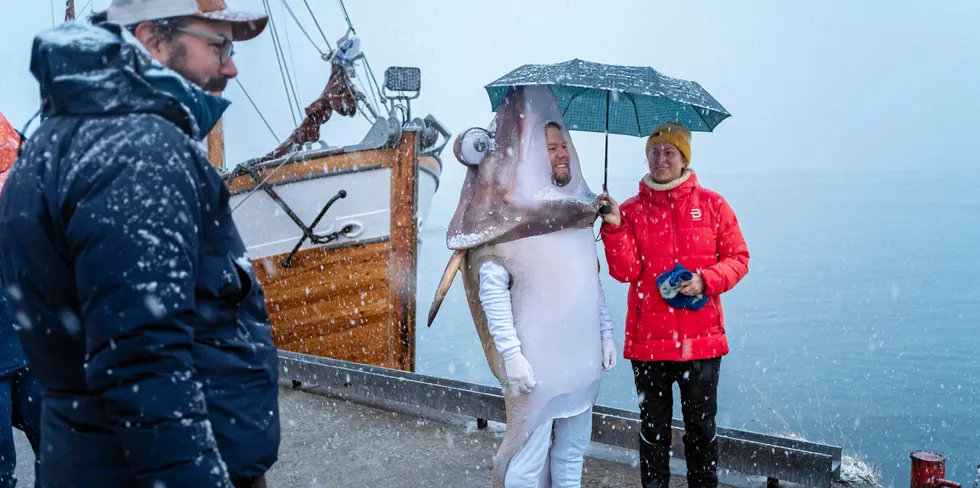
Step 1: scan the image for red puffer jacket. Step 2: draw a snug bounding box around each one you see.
[601,171,749,362]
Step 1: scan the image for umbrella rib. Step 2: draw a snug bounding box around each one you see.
[625,93,642,136]
[561,88,591,119]
[693,105,713,132]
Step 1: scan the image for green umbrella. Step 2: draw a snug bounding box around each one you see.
[485,58,731,195]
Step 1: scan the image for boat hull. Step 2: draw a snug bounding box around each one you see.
[226,130,438,371]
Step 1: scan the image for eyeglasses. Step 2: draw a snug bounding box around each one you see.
[176,28,235,64]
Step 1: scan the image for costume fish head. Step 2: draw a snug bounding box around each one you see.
[446,85,598,250]
[428,86,599,328]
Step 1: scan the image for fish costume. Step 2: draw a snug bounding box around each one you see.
[428,85,616,487]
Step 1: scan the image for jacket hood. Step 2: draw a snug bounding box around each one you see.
[29,20,229,140]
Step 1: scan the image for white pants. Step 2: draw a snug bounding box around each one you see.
[505,408,593,488]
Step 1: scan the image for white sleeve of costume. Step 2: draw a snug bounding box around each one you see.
[597,276,614,342]
[478,261,522,359]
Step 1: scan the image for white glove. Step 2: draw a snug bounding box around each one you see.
[503,351,536,394]
[601,338,617,371]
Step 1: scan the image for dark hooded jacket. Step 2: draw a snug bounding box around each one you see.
[0,20,279,487]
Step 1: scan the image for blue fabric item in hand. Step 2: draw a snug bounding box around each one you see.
[656,264,708,311]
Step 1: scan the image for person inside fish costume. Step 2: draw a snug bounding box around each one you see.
[428,85,617,488]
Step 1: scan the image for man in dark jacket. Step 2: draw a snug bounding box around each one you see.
[0,2,279,487]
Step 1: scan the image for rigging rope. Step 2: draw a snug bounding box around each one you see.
[262,0,302,126]
[231,149,302,213]
[78,0,93,17]
[258,0,392,132]
[271,11,305,124]
[362,57,387,112]
[324,0,387,116]
[302,0,333,52]
[335,0,356,35]
[281,0,326,57]
[233,78,281,143]
[353,75,378,123]
[357,101,377,124]
[279,1,304,106]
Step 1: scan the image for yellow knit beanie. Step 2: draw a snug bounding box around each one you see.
[645,122,692,166]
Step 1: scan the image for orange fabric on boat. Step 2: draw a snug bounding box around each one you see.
[0,112,22,193]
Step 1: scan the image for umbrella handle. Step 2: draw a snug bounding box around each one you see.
[598,181,611,214]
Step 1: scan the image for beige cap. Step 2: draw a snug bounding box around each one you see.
[108,0,269,41]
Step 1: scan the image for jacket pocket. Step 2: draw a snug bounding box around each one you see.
[230,253,255,304]
[210,252,254,305]
[699,299,723,335]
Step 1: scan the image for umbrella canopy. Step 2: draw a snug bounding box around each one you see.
[485,58,730,136]
[485,58,730,196]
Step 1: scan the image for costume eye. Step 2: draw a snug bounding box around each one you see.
[454,128,494,166]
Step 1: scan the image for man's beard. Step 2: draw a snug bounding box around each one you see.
[552,168,571,187]
[166,42,228,93]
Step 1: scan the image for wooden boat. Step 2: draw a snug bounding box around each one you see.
[199,5,449,372]
[220,119,445,372]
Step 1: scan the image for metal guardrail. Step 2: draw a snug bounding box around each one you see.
[278,351,842,487]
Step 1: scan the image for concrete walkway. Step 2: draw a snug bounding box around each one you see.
[11,382,726,487]
[266,383,648,487]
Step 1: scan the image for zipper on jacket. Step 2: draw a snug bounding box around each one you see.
[667,192,679,262]
[667,191,683,358]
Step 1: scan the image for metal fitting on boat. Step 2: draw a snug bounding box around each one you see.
[339,221,364,239]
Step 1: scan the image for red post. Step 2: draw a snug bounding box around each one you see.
[911,451,962,488]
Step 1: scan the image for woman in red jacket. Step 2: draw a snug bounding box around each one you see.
[599,122,749,488]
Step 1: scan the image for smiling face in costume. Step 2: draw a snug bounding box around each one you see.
[545,123,571,187]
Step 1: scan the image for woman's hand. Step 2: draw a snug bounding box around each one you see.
[598,193,621,226]
[678,273,705,296]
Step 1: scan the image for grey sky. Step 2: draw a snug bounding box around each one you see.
[2,1,978,226]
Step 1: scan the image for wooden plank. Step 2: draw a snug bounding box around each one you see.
[388,130,420,372]
[253,241,395,367]
[277,322,392,368]
[227,149,395,193]
[206,94,224,169]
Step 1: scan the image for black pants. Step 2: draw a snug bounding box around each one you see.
[632,357,721,488]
